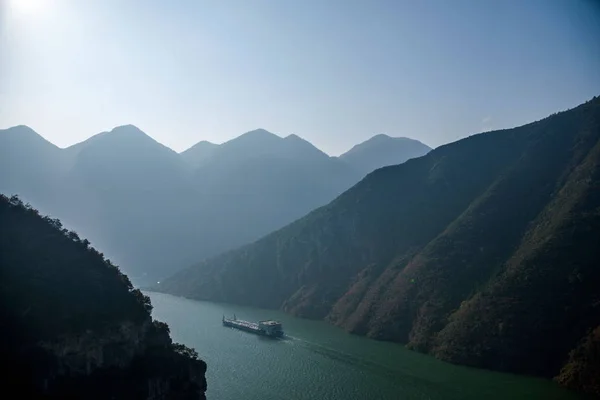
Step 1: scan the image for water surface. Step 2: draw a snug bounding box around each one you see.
[147,292,581,400]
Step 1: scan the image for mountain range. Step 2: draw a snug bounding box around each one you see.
[155,97,600,396]
[0,126,430,284]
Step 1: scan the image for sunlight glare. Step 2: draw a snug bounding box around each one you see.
[9,0,47,16]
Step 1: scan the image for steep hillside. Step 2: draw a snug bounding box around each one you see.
[0,194,207,399]
[156,97,600,395]
[340,134,431,177]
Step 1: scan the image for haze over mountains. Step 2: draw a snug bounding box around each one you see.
[156,97,600,394]
[0,125,430,284]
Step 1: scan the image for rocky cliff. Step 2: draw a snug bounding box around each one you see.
[0,194,207,399]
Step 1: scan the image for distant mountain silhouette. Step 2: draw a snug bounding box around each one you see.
[65,125,191,189]
[156,97,600,396]
[58,126,199,283]
[340,134,431,177]
[0,125,428,284]
[181,129,361,272]
[180,140,218,168]
[0,125,66,216]
[184,129,332,168]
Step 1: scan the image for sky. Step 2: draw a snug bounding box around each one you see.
[0,0,599,156]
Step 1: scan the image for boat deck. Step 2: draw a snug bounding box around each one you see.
[224,319,259,330]
[223,315,284,337]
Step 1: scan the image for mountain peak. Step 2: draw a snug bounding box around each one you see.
[80,124,156,146]
[2,125,43,138]
[196,140,216,146]
[371,133,392,140]
[284,133,302,140]
[3,124,37,134]
[340,134,431,176]
[0,125,59,150]
[238,128,280,140]
[111,124,142,131]
[64,124,181,163]
[107,124,150,138]
[181,140,218,154]
[180,140,219,167]
[367,134,423,144]
[283,133,314,147]
[282,133,330,160]
[219,129,282,152]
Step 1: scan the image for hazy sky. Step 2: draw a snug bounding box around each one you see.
[1,0,599,155]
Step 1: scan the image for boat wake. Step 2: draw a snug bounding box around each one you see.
[283,335,433,392]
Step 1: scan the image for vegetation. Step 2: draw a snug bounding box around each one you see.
[157,96,600,396]
[556,326,600,396]
[172,343,200,361]
[0,195,207,399]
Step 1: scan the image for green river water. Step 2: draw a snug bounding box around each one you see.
[147,292,582,400]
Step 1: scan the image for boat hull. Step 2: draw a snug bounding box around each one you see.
[223,319,284,338]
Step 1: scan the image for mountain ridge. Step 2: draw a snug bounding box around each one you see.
[0,124,429,284]
[2,124,431,160]
[64,125,183,160]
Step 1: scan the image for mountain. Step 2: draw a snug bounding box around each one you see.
[1,125,426,284]
[0,194,207,399]
[180,140,218,168]
[189,129,360,249]
[0,125,67,216]
[339,134,432,177]
[186,129,333,168]
[0,125,432,285]
[156,97,600,396]
[52,125,201,284]
[64,124,191,187]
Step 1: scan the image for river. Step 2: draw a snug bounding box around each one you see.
[147,292,582,400]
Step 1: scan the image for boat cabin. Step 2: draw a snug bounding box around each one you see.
[258,320,283,336]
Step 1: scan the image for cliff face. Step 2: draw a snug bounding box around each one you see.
[0,195,207,399]
[156,96,600,396]
[24,320,208,400]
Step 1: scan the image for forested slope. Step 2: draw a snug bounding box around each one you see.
[0,194,207,399]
